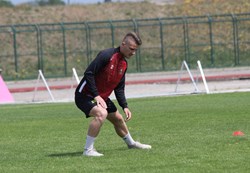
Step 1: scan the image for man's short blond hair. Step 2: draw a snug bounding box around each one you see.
[123,32,142,46]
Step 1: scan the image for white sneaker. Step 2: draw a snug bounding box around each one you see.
[83,148,104,157]
[128,141,152,149]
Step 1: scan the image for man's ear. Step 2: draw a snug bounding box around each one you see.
[122,41,126,46]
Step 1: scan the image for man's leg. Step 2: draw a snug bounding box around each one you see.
[107,111,151,149]
[87,106,108,137]
[83,106,107,157]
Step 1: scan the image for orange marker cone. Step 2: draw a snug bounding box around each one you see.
[233,131,244,136]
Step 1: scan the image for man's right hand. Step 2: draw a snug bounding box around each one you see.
[94,96,107,109]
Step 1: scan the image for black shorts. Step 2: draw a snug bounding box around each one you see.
[75,94,117,118]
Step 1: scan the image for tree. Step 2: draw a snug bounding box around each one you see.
[0,0,13,7]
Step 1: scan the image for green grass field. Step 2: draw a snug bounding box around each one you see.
[1,92,250,173]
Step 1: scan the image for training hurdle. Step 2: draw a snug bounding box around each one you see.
[175,60,210,94]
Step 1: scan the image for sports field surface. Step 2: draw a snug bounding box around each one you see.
[1,92,250,173]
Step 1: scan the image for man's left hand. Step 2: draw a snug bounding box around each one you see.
[124,108,132,122]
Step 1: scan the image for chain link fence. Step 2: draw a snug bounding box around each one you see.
[0,13,250,80]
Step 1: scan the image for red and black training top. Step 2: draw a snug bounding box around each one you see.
[75,47,128,109]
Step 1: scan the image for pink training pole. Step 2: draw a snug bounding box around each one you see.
[0,75,14,103]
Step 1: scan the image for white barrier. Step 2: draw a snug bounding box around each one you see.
[175,60,209,94]
[33,70,55,102]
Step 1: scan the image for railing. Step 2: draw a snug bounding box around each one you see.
[0,13,250,80]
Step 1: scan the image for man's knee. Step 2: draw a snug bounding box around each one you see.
[110,112,125,125]
[93,108,108,123]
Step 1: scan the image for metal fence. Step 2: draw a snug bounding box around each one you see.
[0,13,250,80]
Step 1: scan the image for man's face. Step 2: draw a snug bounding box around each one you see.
[121,39,138,59]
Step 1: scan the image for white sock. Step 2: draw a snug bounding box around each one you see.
[84,135,95,150]
[123,132,135,146]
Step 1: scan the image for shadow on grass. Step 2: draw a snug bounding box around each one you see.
[48,151,83,157]
[48,147,127,157]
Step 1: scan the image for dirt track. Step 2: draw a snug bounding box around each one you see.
[3,66,250,104]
